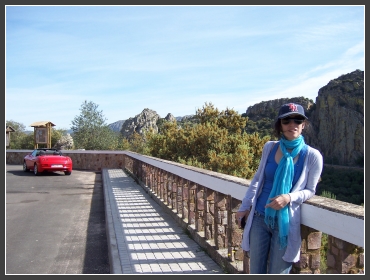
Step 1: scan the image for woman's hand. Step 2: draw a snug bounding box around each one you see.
[236,210,250,228]
[265,194,291,210]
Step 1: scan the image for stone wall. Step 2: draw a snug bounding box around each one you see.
[6,150,127,171]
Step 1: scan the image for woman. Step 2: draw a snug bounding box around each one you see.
[236,103,323,274]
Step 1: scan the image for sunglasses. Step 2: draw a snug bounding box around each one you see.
[281,118,305,125]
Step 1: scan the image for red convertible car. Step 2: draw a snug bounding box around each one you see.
[23,148,73,176]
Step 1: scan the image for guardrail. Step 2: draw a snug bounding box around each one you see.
[6,149,364,274]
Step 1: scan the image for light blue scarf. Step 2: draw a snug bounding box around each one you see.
[264,135,305,249]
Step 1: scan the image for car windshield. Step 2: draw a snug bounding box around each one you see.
[38,150,60,156]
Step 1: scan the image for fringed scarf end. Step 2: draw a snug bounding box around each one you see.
[279,236,288,250]
[264,215,276,229]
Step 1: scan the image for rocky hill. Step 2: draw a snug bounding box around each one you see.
[118,108,160,138]
[242,69,364,166]
[308,69,364,166]
[117,108,178,138]
[108,69,364,167]
[108,115,194,133]
[244,96,315,119]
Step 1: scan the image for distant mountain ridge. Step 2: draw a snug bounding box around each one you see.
[108,120,126,133]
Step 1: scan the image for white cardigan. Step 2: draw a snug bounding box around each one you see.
[238,140,323,263]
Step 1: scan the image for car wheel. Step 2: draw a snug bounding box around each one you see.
[64,171,72,175]
[34,164,40,176]
[23,161,29,172]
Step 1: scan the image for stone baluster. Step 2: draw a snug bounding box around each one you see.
[182,180,189,222]
[214,192,227,249]
[195,185,204,232]
[228,195,244,263]
[176,177,181,217]
[204,188,214,240]
[166,173,172,208]
[188,182,196,225]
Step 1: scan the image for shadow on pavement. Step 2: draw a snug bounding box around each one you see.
[82,172,110,274]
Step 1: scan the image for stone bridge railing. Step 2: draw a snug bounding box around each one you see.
[6,150,364,274]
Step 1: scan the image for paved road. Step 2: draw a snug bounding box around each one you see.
[6,165,110,274]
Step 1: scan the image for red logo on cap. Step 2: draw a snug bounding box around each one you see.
[288,103,298,112]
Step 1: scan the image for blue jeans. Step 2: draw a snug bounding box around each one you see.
[249,211,292,274]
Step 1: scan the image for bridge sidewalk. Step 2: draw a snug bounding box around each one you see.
[102,168,225,274]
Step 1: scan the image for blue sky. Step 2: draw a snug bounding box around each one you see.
[5,5,364,130]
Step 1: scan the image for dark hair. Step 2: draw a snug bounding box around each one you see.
[273,120,284,139]
[273,118,310,139]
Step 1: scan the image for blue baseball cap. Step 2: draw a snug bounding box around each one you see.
[278,103,307,119]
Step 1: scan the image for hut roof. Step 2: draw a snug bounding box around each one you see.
[6,126,15,132]
[29,121,56,127]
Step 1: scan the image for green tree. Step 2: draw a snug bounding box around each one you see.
[145,102,270,179]
[120,138,131,150]
[19,134,35,149]
[128,131,150,155]
[71,100,121,150]
[6,120,34,149]
[316,167,363,205]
